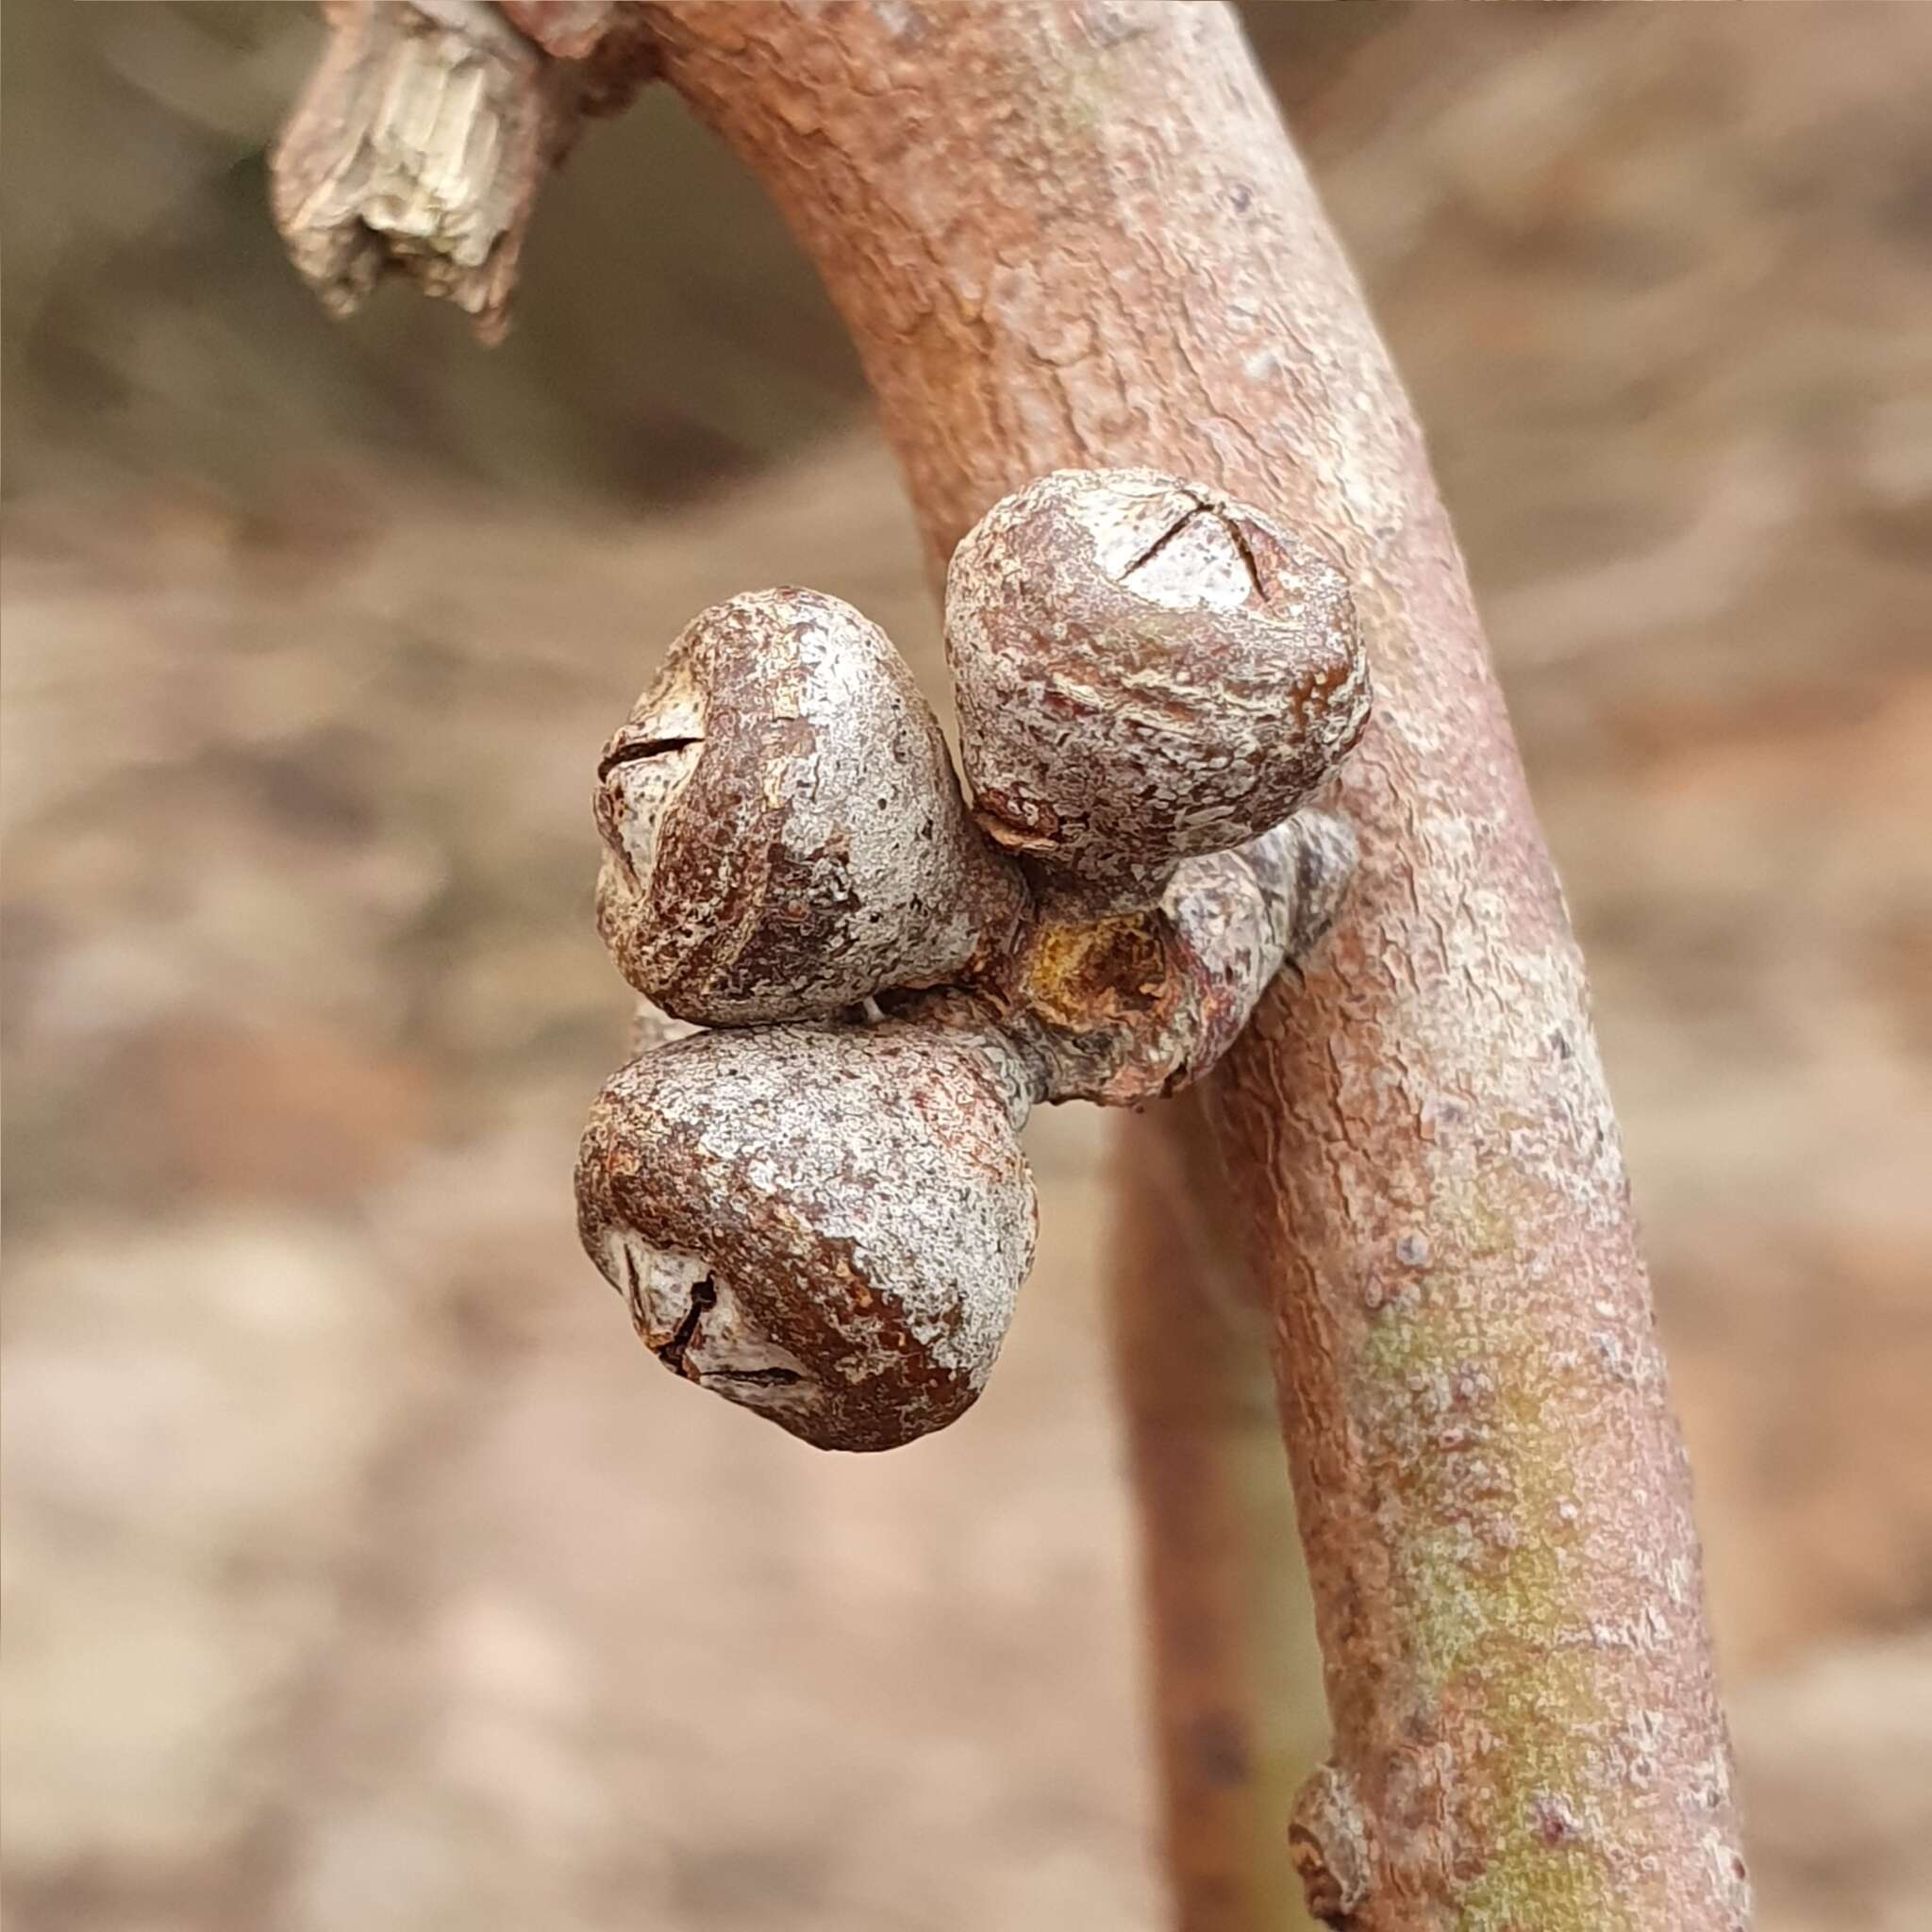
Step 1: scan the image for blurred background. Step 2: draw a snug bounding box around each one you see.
[4,4,1929,1928]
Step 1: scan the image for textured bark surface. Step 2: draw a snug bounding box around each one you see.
[273,0,652,339]
[625,5,1747,1927]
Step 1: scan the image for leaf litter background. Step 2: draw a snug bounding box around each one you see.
[3,5,1929,1929]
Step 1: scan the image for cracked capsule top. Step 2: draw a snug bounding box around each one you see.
[945,469,1371,905]
[575,1021,1038,1451]
[595,588,1026,1025]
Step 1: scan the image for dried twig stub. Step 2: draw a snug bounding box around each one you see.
[271,0,653,341]
[576,1022,1037,1452]
[272,0,571,340]
[593,589,1028,1025]
[946,469,1371,912]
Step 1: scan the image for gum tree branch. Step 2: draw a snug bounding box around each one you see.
[273,6,1748,1926]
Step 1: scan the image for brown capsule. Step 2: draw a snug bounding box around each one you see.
[594,588,1027,1025]
[575,1021,1039,1452]
[945,469,1371,907]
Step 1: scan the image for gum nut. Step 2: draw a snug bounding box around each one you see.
[594,588,1024,1024]
[575,1022,1038,1451]
[945,468,1370,880]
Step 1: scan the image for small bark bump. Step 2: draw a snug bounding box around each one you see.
[1290,1762,1372,1925]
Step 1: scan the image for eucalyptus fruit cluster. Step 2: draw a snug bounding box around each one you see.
[577,470,1372,1450]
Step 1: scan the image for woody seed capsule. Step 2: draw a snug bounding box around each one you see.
[945,468,1371,908]
[595,588,1027,1024]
